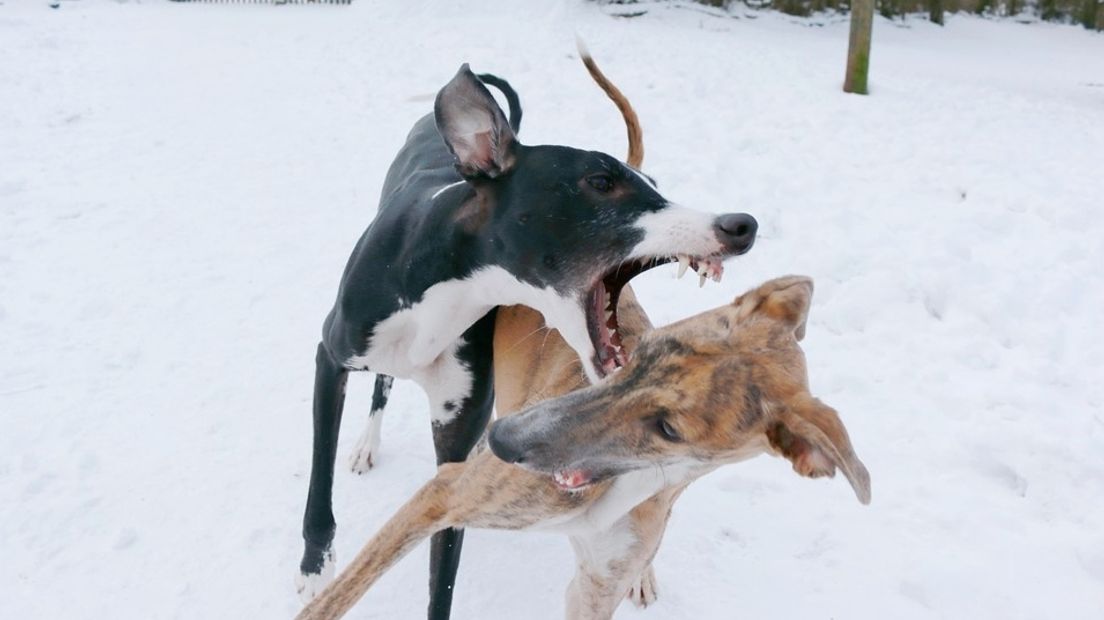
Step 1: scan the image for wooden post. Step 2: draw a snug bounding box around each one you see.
[1080,0,1101,29]
[929,0,945,24]
[844,0,874,95]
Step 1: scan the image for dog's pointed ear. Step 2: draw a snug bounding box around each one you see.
[733,275,813,341]
[765,396,871,505]
[435,64,517,179]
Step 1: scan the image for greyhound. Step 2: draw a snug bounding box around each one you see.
[294,276,872,620]
[298,48,759,619]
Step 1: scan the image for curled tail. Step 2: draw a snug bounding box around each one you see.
[295,476,456,620]
[575,38,644,168]
[477,73,523,133]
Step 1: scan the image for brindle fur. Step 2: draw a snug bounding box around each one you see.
[295,277,871,620]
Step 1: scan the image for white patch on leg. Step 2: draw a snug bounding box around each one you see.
[626,564,659,608]
[414,340,473,425]
[348,411,384,474]
[295,549,335,604]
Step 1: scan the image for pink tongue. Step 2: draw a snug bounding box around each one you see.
[555,470,590,489]
[599,346,619,374]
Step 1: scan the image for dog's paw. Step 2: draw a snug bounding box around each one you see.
[348,429,381,475]
[347,445,376,474]
[295,550,336,604]
[626,565,659,608]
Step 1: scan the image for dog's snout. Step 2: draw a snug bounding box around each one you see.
[488,421,527,464]
[714,213,758,252]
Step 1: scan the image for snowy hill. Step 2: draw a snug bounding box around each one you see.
[1,1,1102,618]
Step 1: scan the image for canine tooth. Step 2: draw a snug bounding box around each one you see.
[677,255,689,279]
[699,273,707,288]
[604,309,613,323]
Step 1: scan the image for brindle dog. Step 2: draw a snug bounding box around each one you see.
[295,276,871,620]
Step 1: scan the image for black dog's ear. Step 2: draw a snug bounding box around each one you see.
[435,64,517,179]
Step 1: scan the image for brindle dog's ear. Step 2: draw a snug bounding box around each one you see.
[766,395,871,505]
[435,64,517,179]
[732,275,813,341]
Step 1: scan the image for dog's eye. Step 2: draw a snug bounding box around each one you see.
[656,417,681,442]
[586,174,615,193]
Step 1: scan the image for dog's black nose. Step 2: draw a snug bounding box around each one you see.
[488,421,526,464]
[714,213,758,253]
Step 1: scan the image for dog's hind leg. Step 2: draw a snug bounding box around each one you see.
[348,374,393,474]
[421,309,497,620]
[297,342,351,602]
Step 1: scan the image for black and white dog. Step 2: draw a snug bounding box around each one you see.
[298,63,757,619]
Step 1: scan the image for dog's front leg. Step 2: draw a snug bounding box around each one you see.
[565,491,679,620]
[347,373,394,474]
[624,486,683,609]
[626,564,659,609]
[417,309,497,620]
[565,516,654,620]
[298,342,351,601]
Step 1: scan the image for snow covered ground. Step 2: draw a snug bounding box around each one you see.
[2,1,1102,618]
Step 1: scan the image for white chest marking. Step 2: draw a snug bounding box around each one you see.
[568,518,636,579]
[345,266,593,382]
[546,462,703,536]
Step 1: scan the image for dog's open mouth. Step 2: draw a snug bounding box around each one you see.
[587,253,725,377]
[552,468,595,491]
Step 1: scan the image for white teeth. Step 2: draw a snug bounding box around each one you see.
[677,255,690,279]
[604,309,613,323]
[699,273,707,288]
[713,271,722,283]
